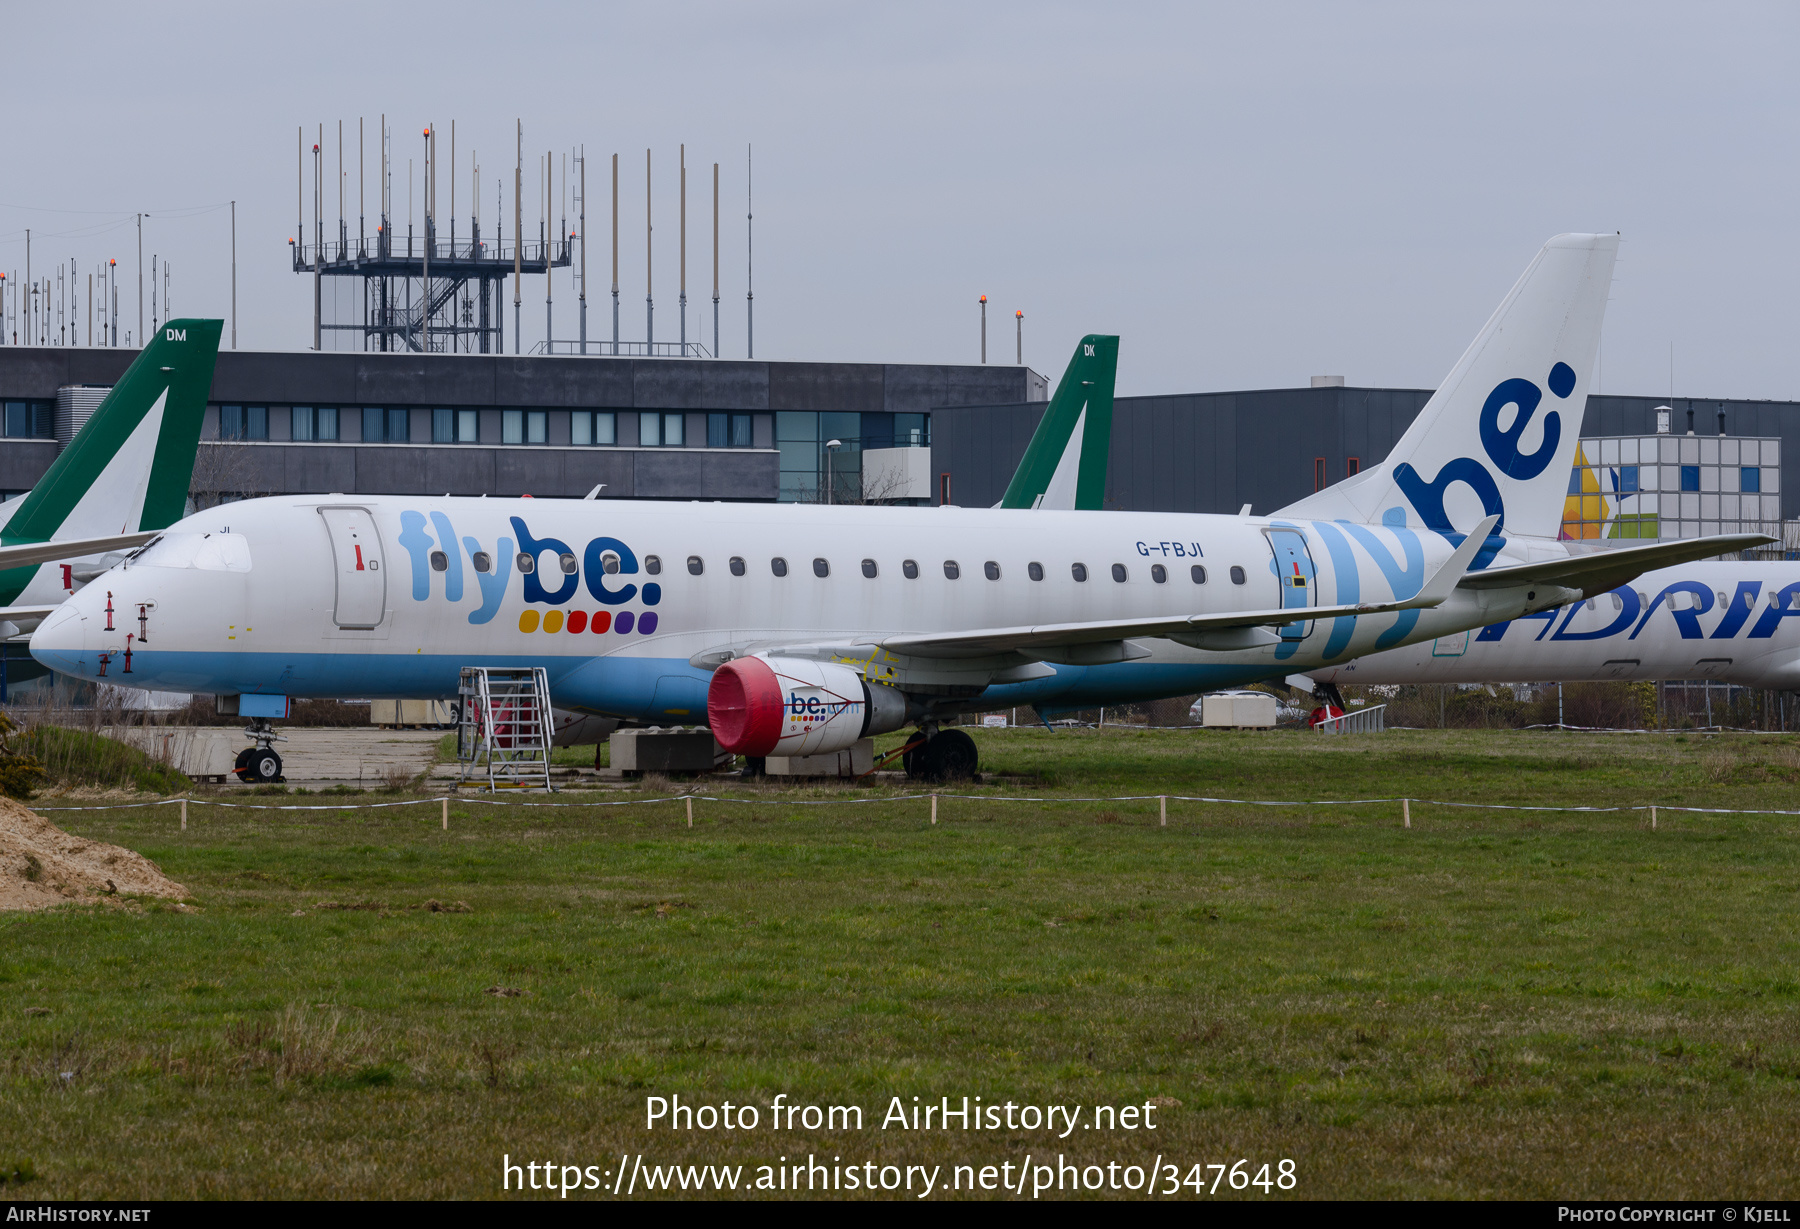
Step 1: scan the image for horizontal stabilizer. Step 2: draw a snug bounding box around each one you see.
[0,532,158,573]
[1457,533,1775,596]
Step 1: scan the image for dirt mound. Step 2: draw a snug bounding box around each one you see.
[0,795,189,912]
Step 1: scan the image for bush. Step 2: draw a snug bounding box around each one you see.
[0,711,46,800]
[18,724,191,793]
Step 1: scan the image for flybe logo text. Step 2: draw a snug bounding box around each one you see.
[394,511,662,628]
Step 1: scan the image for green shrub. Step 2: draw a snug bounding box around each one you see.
[17,724,191,794]
[0,711,46,800]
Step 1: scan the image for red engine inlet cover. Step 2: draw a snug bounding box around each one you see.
[707,657,784,755]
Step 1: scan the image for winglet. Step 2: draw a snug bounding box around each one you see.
[1406,514,1498,608]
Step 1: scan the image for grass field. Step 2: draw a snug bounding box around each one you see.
[4,726,1799,1200]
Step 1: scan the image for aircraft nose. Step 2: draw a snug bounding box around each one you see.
[29,602,88,676]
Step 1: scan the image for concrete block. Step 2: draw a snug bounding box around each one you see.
[764,738,874,778]
[1200,691,1276,729]
[610,727,722,772]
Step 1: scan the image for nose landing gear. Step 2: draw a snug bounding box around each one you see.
[234,718,287,784]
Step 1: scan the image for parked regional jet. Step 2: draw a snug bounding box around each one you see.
[29,239,1768,780]
[1307,559,1800,692]
[0,320,221,639]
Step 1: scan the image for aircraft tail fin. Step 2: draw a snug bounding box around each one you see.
[999,334,1117,510]
[2,318,222,544]
[1275,234,1618,551]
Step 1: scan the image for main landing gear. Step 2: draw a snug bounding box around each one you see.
[234,718,287,784]
[902,725,980,783]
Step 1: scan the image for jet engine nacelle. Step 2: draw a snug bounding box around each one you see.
[707,656,908,757]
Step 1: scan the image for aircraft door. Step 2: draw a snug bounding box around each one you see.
[318,506,388,629]
[1265,527,1316,641]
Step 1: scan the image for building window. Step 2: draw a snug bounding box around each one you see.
[571,411,617,446]
[1313,458,1327,491]
[3,402,51,438]
[502,409,545,445]
[219,405,267,441]
[894,413,929,447]
[939,474,952,505]
[1742,466,1762,493]
[387,407,410,443]
[708,412,753,448]
[293,406,314,441]
[1680,465,1701,492]
[1346,457,1360,477]
[640,411,683,447]
[1617,465,1639,492]
[431,408,478,444]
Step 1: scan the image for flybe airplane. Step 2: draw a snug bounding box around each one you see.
[0,320,222,638]
[30,238,1769,781]
[1306,559,1800,692]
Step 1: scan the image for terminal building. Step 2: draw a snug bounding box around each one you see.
[0,347,1795,549]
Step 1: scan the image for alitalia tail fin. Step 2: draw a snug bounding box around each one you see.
[2,318,221,544]
[1276,235,1618,553]
[999,334,1118,510]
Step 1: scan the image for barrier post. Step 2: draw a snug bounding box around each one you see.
[931,794,938,825]
[1403,798,1410,829]
[1159,795,1167,827]
[1650,805,1656,830]
[180,798,187,831]
[686,796,693,828]
[442,797,449,830]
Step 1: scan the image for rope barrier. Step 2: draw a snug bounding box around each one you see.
[26,791,1800,817]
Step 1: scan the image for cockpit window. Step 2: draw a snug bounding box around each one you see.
[130,532,253,573]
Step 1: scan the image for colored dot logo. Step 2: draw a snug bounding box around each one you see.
[519,608,658,634]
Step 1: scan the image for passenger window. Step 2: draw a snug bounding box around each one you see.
[559,553,577,575]
[861,559,877,578]
[516,552,536,574]
[1111,563,1128,583]
[645,555,662,575]
[1192,565,1207,584]
[472,552,492,573]
[984,561,1000,580]
[1611,593,1623,610]
[813,558,830,577]
[1028,562,1044,581]
[772,557,788,577]
[943,560,960,579]
[730,556,746,576]
[429,551,448,572]
[688,555,705,576]
[1229,566,1246,585]
[903,559,919,579]
[601,552,620,575]
[1072,563,1088,582]
[1151,564,1167,583]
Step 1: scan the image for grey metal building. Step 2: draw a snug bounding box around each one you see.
[0,347,1048,504]
[930,386,1800,521]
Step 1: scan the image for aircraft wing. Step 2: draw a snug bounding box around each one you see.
[0,532,159,573]
[0,606,61,623]
[1456,533,1775,595]
[878,514,1497,659]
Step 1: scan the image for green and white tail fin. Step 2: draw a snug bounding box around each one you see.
[999,334,1118,510]
[0,319,221,605]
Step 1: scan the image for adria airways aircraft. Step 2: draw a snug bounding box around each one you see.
[30,238,1766,779]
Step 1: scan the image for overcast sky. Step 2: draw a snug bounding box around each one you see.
[4,1,1796,401]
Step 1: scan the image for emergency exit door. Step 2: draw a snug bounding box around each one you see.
[1265,527,1316,641]
[318,506,388,629]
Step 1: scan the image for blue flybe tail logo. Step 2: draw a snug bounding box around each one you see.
[1392,362,1576,565]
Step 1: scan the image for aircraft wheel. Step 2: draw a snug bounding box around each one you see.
[233,748,255,781]
[919,728,978,782]
[252,750,284,784]
[901,737,927,779]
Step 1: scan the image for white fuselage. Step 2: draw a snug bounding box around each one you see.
[1310,560,1800,690]
[30,496,1562,721]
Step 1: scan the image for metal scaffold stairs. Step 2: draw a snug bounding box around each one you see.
[457,666,554,790]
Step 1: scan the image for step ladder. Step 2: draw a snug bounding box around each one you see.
[457,666,554,790]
